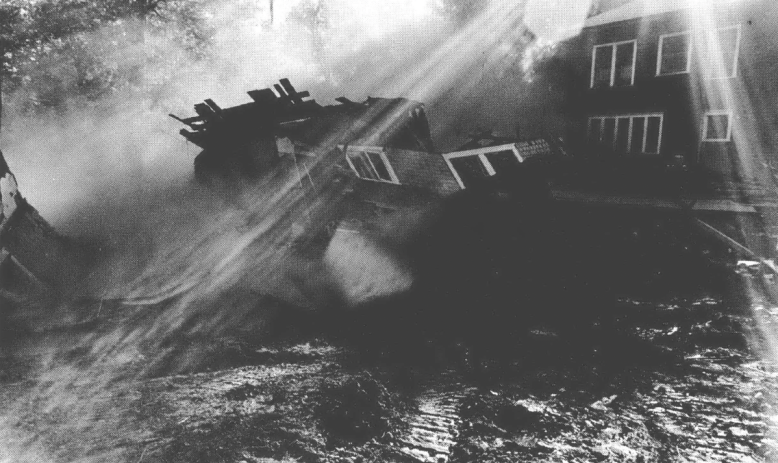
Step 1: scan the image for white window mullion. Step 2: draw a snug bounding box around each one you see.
[657,114,664,153]
[610,44,617,86]
[685,36,693,73]
[478,154,496,176]
[590,47,598,88]
[378,151,401,184]
[627,117,634,154]
[345,152,359,178]
[599,117,605,142]
[362,151,380,179]
[642,116,649,153]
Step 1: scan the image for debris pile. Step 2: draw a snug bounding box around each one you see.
[0,149,77,313]
[171,78,434,181]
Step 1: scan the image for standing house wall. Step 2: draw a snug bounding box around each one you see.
[558,0,778,182]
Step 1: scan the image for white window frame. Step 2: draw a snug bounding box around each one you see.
[656,31,692,76]
[344,146,401,184]
[701,110,733,142]
[705,25,742,80]
[590,39,637,88]
[442,143,523,189]
[587,113,664,155]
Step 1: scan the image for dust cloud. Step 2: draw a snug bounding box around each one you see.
[0,1,593,461]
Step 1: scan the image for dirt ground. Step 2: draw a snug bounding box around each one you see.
[2,284,778,462]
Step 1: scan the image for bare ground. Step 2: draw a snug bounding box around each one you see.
[2,292,778,463]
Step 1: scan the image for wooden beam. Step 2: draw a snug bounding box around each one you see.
[279,78,297,95]
[248,88,277,103]
[204,99,223,115]
[279,78,305,104]
[169,114,204,127]
[194,103,220,121]
[179,129,206,148]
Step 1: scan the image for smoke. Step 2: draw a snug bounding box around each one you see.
[0,1,596,460]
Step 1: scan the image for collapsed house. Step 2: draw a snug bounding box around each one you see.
[171,79,554,218]
[170,78,434,181]
[171,80,557,305]
[0,150,75,308]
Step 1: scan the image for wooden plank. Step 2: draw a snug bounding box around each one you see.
[279,78,305,104]
[194,103,220,121]
[179,129,206,148]
[169,114,204,127]
[279,78,297,96]
[336,96,358,105]
[247,88,277,103]
[204,99,223,115]
[8,254,46,289]
[274,84,287,97]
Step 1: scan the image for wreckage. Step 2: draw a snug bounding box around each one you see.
[171,79,564,300]
[170,78,434,182]
[0,150,77,311]
[171,80,777,318]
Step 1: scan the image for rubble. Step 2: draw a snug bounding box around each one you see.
[3,295,776,462]
[171,78,434,181]
[0,149,78,314]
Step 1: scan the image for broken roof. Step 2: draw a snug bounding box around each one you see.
[583,0,748,28]
[173,79,434,154]
[171,78,321,149]
[281,96,433,152]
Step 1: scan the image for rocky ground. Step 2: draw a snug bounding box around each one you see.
[2,286,778,463]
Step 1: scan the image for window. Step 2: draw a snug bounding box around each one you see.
[588,114,663,155]
[443,144,523,189]
[702,25,741,79]
[702,111,732,141]
[449,156,490,189]
[484,150,521,173]
[346,148,400,184]
[591,40,636,88]
[657,31,691,75]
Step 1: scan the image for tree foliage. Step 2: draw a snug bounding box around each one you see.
[0,0,212,112]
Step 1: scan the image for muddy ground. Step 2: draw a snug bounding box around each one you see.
[2,279,778,463]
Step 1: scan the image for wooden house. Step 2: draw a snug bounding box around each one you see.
[558,0,778,188]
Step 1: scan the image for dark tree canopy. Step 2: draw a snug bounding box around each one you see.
[0,0,211,112]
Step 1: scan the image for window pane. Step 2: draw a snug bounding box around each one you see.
[366,152,392,181]
[645,117,662,153]
[616,118,630,153]
[614,42,635,86]
[593,45,613,87]
[660,33,690,74]
[350,153,375,179]
[603,118,616,147]
[630,117,645,153]
[485,150,520,174]
[705,114,730,140]
[589,118,603,143]
[450,156,489,188]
